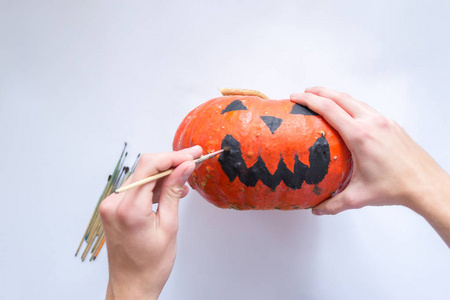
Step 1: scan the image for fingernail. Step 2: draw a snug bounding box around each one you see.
[181,163,195,181]
[312,209,323,216]
[189,145,203,155]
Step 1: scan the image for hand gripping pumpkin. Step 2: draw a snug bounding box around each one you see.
[173,88,352,210]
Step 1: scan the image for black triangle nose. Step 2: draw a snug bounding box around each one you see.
[260,116,283,134]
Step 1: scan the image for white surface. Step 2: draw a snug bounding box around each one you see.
[1,1,449,299]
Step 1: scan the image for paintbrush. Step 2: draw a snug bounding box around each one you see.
[76,143,134,261]
[114,147,229,194]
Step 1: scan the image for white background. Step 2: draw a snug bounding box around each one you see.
[1,1,449,299]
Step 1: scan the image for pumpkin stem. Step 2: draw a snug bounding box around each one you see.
[219,88,269,99]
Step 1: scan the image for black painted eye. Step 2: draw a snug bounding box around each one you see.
[260,116,283,134]
[221,100,248,114]
[290,103,318,116]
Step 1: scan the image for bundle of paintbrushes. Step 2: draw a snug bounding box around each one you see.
[75,144,226,261]
[75,143,140,262]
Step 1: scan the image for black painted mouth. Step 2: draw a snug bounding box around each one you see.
[218,135,330,191]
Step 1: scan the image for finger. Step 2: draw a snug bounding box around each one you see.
[180,185,190,198]
[143,146,202,204]
[177,145,204,159]
[311,193,349,216]
[131,145,202,180]
[153,183,189,204]
[312,185,363,215]
[304,87,369,117]
[290,92,357,139]
[157,160,195,230]
[122,146,202,210]
[123,152,191,211]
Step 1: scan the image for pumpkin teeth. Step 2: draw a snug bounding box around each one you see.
[218,134,331,191]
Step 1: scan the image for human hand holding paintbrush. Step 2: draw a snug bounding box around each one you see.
[99,145,203,300]
[114,147,228,194]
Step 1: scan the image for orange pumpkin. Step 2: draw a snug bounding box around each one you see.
[173,88,352,210]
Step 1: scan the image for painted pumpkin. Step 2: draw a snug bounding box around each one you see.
[173,88,352,210]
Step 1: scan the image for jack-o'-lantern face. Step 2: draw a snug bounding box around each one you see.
[218,99,329,191]
[173,93,352,210]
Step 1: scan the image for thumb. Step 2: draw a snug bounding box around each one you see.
[157,160,195,228]
[311,192,350,216]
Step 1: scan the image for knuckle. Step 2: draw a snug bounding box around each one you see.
[344,194,363,210]
[99,199,115,223]
[326,209,338,216]
[373,115,390,128]
[320,98,336,111]
[342,195,355,209]
[302,92,316,101]
[323,204,339,215]
[308,86,323,93]
[137,153,155,166]
[166,185,185,200]
[339,92,353,101]
[359,100,370,108]
[388,118,400,129]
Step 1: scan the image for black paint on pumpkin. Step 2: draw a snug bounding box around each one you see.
[290,103,318,116]
[260,116,283,134]
[221,100,248,114]
[218,135,330,191]
[305,136,331,184]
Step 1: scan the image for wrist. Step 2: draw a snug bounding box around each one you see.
[405,171,450,215]
[416,174,450,248]
[404,171,450,247]
[106,279,160,300]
